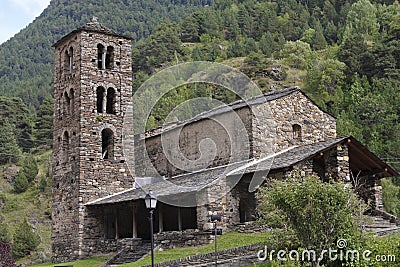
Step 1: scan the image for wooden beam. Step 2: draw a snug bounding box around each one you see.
[178,208,182,231]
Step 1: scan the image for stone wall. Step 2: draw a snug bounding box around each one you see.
[253,90,336,157]
[135,108,252,177]
[52,24,134,262]
[155,229,213,249]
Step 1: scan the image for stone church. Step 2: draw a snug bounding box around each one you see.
[52,19,398,262]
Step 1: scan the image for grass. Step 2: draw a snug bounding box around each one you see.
[28,231,270,267]
[121,231,270,267]
[28,256,109,267]
[0,150,53,264]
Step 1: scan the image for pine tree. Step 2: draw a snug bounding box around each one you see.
[14,171,29,193]
[12,219,40,260]
[0,120,21,164]
[34,95,54,148]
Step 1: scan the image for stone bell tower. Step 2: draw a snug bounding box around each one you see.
[52,18,133,261]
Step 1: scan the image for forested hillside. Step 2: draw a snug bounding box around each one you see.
[0,0,400,262]
[0,0,211,108]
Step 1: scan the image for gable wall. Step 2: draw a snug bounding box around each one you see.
[252,91,336,157]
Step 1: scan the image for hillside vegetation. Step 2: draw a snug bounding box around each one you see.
[0,0,399,264]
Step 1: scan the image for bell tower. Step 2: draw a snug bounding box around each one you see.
[52,18,133,261]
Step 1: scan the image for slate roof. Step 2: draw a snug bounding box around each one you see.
[86,136,398,206]
[144,87,302,138]
[85,160,247,206]
[53,17,131,47]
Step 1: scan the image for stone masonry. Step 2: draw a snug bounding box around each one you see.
[52,19,134,262]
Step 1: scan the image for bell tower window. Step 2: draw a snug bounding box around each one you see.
[292,124,302,141]
[64,47,73,74]
[97,44,106,69]
[106,46,114,69]
[96,87,105,113]
[64,92,71,116]
[106,87,116,114]
[102,129,114,159]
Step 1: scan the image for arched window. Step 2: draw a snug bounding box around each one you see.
[102,129,114,159]
[64,47,73,73]
[63,131,69,151]
[292,124,302,140]
[96,87,105,113]
[97,44,105,69]
[105,46,114,69]
[68,47,73,73]
[64,92,71,115]
[106,87,116,114]
[70,88,75,114]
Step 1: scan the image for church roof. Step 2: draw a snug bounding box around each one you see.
[86,136,398,207]
[144,86,331,138]
[53,17,131,47]
[229,136,398,177]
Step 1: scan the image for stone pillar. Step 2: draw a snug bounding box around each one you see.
[374,180,383,211]
[102,52,106,69]
[336,143,350,182]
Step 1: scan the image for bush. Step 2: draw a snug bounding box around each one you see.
[13,171,29,193]
[257,175,367,267]
[12,219,40,260]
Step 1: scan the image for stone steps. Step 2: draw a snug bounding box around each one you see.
[105,240,151,266]
[364,211,400,236]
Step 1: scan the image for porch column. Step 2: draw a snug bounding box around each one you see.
[178,208,182,231]
[158,205,164,233]
[132,203,137,238]
[102,52,106,69]
[115,209,119,240]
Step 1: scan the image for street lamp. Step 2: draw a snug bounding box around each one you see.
[211,214,222,267]
[145,190,157,267]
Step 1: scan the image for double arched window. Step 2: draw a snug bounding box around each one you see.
[96,86,116,114]
[97,44,114,70]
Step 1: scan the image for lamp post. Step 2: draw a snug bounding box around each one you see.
[211,214,221,267]
[145,190,157,267]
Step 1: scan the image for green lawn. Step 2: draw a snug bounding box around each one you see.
[29,231,270,267]
[121,231,270,267]
[28,256,109,267]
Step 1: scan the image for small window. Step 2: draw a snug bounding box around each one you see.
[63,131,69,151]
[106,87,116,114]
[97,44,105,69]
[102,129,114,159]
[292,124,302,140]
[105,46,114,69]
[96,86,105,113]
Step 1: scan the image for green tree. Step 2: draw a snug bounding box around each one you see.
[14,172,29,193]
[34,95,54,148]
[19,155,39,183]
[341,0,380,44]
[0,120,21,164]
[279,40,313,69]
[258,176,366,267]
[381,178,400,216]
[12,219,40,260]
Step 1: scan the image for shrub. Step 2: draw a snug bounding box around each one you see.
[12,219,40,260]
